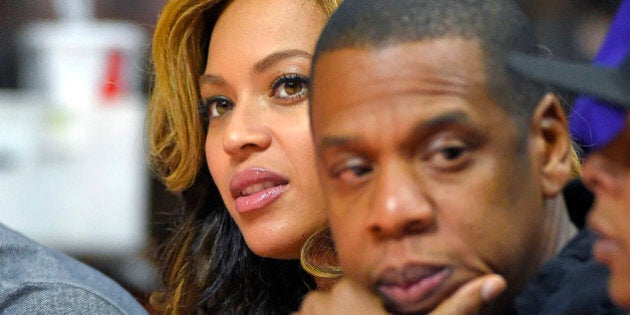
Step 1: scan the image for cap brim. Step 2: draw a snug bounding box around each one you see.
[506,53,630,109]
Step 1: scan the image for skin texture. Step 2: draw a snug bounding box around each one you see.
[201,0,328,259]
[309,38,573,314]
[296,275,507,315]
[585,114,630,309]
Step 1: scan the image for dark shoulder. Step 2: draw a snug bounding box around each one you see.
[515,229,624,314]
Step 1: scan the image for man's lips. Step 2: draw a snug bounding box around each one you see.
[593,237,621,265]
[229,168,289,213]
[589,213,621,265]
[591,227,621,265]
[376,265,451,313]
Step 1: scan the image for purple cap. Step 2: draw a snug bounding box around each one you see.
[570,98,627,153]
[570,0,630,152]
[507,0,630,153]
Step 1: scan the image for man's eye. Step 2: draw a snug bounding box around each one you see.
[330,158,373,184]
[441,147,465,160]
[424,138,471,171]
[201,96,234,119]
[270,74,310,101]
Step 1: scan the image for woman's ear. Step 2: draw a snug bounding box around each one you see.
[530,93,573,197]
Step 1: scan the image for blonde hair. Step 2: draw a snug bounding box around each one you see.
[146,0,343,313]
[570,142,582,178]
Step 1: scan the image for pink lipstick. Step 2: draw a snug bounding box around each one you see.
[229,168,289,213]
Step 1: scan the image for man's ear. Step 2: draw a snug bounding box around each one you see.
[530,93,573,198]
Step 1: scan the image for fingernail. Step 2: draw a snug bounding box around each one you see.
[481,275,506,302]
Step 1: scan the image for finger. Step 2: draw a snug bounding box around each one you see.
[430,274,506,315]
[479,275,506,302]
[327,279,389,314]
[295,279,390,315]
[294,291,325,315]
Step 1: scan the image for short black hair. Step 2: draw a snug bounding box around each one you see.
[313,0,547,132]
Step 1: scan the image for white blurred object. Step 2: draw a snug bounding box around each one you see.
[52,0,95,21]
[19,1,146,109]
[0,92,148,255]
[3,0,149,257]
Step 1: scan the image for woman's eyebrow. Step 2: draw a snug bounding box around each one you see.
[199,49,312,86]
[253,49,312,74]
[199,74,225,86]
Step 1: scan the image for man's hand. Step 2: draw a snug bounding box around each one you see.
[295,278,388,315]
[295,274,506,315]
[429,274,506,315]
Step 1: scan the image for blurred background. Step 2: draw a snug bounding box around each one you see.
[0,0,622,312]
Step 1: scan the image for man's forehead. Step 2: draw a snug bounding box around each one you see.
[311,39,487,111]
[312,37,487,83]
[310,38,491,130]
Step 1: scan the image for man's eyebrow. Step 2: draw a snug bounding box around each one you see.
[317,112,473,152]
[402,110,485,151]
[253,49,312,74]
[411,111,472,135]
[318,136,355,153]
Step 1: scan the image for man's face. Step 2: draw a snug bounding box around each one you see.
[311,38,554,314]
[585,114,630,309]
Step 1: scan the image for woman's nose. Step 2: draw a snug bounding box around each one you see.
[222,99,272,161]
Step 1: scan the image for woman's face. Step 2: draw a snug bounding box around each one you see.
[200,0,328,259]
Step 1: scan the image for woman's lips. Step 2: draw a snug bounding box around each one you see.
[376,266,451,313]
[229,168,289,213]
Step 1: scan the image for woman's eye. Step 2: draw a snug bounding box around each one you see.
[270,74,310,101]
[201,96,234,119]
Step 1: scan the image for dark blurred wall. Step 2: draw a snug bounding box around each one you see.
[0,0,622,87]
[519,0,621,61]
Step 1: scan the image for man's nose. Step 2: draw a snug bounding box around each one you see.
[366,162,435,240]
[582,152,622,196]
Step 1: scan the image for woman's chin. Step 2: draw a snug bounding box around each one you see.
[246,237,303,260]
